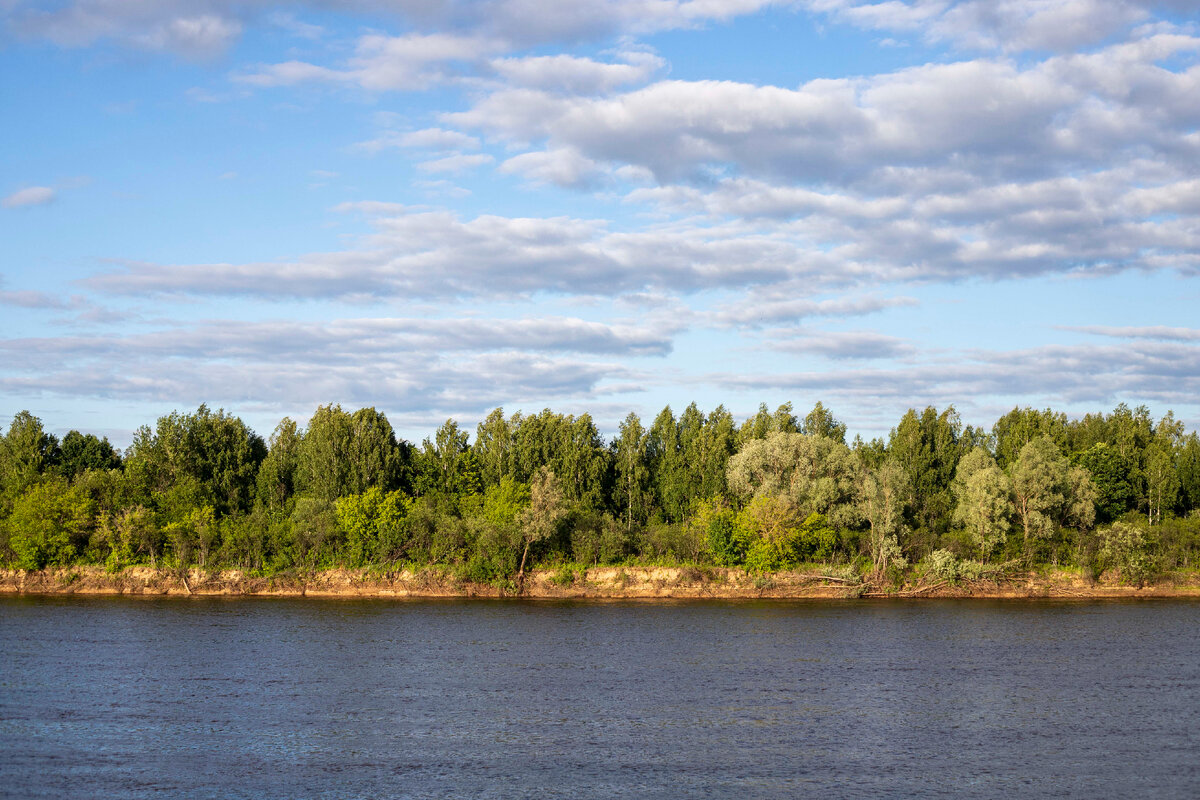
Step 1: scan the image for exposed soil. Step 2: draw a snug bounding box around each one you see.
[2,565,1198,600]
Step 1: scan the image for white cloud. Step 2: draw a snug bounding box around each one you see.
[805,0,1151,53]
[712,292,919,327]
[490,52,665,94]
[1063,325,1200,341]
[0,315,667,416]
[499,148,604,188]
[83,206,839,301]
[453,34,1200,185]
[416,153,495,173]
[237,32,505,91]
[130,14,241,57]
[3,186,56,208]
[768,328,917,359]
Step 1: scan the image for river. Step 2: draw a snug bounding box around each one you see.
[2,596,1198,798]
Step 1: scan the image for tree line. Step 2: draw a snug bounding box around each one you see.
[2,401,1198,586]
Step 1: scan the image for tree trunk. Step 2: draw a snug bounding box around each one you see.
[517,541,530,593]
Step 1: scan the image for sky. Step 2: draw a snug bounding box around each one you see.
[1,0,1198,449]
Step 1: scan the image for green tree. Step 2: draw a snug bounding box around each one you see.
[474,408,514,489]
[888,406,964,536]
[1009,436,1069,557]
[124,404,266,515]
[727,431,862,528]
[803,401,847,443]
[1098,521,1158,587]
[256,418,300,510]
[992,406,1068,470]
[347,407,406,495]
[6,477,93,569]
[1,411,59,511]
[1076,443,1138,523]
[951,447,1013,561]
[335,487,411,566]
[1178,434,1200,513]
[614,412,651,533]
[57,431,121,478]
[294,405,353,502]
[517,467,568,581]
[859,458,909,575]
[1144,442,1179,526]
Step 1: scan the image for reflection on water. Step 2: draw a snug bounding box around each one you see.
[2,597,1198,799]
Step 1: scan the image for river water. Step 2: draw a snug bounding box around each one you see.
[1,596,1198,799]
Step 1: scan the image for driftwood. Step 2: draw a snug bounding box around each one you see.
[793,573,862,584]
[862,580,949,598]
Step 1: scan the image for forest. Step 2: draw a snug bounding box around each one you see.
[2,401,1198,588]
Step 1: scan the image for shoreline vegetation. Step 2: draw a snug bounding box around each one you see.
[2,401,1199,598]
[4,565,1199,600]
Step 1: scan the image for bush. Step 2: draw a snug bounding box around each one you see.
[1098,521,1158,587]
[926,549,959,582]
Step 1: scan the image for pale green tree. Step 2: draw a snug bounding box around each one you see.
[859,458,909,576]
[727,431,862,528]
[952,447,1014,561]
[516,467,568,581]
[1098,521,1158,587]
[1010,436,1069,557]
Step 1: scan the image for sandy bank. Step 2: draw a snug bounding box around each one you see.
[2,565,1198,600]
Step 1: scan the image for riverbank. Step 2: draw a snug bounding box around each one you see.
[3,565,1199,599]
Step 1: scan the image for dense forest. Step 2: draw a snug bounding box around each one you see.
[2,401,1199,587]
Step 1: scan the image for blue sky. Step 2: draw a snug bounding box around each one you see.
[2,0,1198,447]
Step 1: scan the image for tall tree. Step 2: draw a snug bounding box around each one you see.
[1,411,59,508]
[727,431,862,528]
[1008,436,1094,557]
[952,447,1013,561]
[517,467,567,581]
[1177,433,1200,514]
[614,412,650,533]
[124,404,265,515]
[1076,443,1138,523]
[993,406,1068,469]
[57,431,121,478]
[474,408,514,489]
[256,418,300,510]
[859,458,908,575]
[803,401,846,443]
[888,406,964,535]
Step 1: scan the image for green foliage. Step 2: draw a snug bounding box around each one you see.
[6,477,93,569]
[1,411,59,512]
[2,400,1196,584]
[727,431,862,528]
[803,401,847,444]
[296,405,405,502]
[57,431,121,478]
[887,406,964,536]
[926,549,959,582]
[1076,443,1138,523]
[1098,521,1158,587]
[335,487,411,566]
[693,497,748,566]
[993,406,1068,470]
[124,404,266,515]
[860,458,908,574]
[951,447,1013,560]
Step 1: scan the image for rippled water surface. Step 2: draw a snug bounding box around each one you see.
[2,596,1198,798]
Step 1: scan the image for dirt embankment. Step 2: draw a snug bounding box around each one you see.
[2,565,1198,599]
